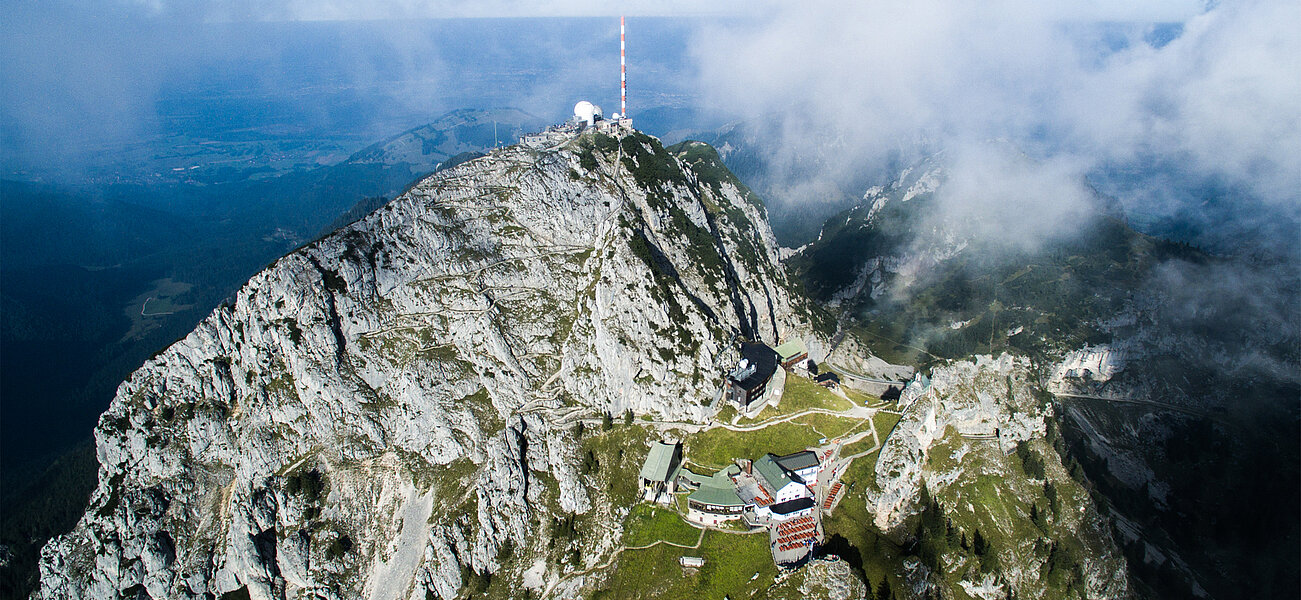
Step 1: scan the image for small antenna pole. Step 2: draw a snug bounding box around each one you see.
[620,15,627,120]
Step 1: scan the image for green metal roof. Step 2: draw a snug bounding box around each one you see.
[678,469,710,487]
[639,442,680,482]
[774,340,808,361]
[688,470,745,507]
[754,454,796,490]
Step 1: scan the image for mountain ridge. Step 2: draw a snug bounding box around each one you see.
[36,128,820,599]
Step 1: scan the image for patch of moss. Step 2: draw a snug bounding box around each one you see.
[595,529,776,600]
[622,504,700,547]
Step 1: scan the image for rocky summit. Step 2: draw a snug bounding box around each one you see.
[33,125,1183,600]
[35,129,816,599]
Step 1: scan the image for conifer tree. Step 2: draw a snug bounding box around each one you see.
[1044,480,1059,516]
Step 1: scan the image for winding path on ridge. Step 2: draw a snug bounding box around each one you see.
[561,405,876,436]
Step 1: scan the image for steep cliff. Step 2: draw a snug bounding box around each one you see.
[36,129,815,599]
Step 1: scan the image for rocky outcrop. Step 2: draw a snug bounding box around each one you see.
[1046,345,1126,392]
[869,355,1048,531]
[825,332,915,383]
[764,557,867,600]
[867,355,1128,599]
[36,130,815,599]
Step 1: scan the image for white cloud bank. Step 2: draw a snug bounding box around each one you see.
[690,0,1300,248]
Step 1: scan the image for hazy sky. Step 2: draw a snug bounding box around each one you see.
[3,0,1298,253]
[0,2,712,174]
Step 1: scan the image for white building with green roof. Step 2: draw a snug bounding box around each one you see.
[686,465,747,526]
[753,454,813,506]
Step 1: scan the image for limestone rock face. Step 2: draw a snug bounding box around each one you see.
[764,557,867,600]
[36,131,814,599]
[867,355,1128,600]
[870,355,1048,532]
[1046,345,1126,392]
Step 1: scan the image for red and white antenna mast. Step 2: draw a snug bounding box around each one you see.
[620,15,627,119]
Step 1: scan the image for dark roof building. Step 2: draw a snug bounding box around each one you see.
[769,497,816,517]
[774,451,819,473]
[727,342,779,407]
[775,450,821,488]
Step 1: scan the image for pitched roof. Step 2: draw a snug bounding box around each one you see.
[770,497,816,515]
[774,340,808,361]
[775,450,819,472]
[688,469,745,507]
[639,441,681,482]
[677,469,710,488]
[754,454,797,489]
[730,342,778,391]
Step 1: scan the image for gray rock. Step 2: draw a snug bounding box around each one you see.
[36,130,818,599]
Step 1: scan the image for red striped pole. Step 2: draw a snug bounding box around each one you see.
[620,15,626,118]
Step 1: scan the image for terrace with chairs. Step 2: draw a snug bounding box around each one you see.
[823,481,844,510]
[769,515,823,565]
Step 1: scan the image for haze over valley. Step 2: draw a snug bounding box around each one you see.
[1,2,1297,599]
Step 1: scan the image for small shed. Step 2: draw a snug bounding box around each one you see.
[815,372,840,389]
[680,556,705,568]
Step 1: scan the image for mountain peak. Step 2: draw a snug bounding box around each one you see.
[37,130,818,599]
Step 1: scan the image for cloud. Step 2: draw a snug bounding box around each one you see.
[930,142,1096,253]
[1135,256,1301,387]
[122,0,767,21]
[689,0,1300,252]
[1058,1,1301,208]
[0,1,465,172]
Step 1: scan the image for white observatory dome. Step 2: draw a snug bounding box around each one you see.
[573,100,602,127]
